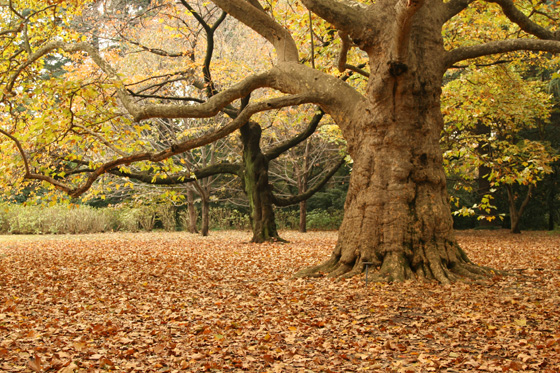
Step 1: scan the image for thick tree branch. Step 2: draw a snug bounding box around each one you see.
[391,0,425,68]
[442,0,474,22]
[128,71,275,121]
[445,39,560,67]
[337,31,350,72]
[0,128,31,176]
[487,0,560,40]
[300,0,368,42]
[210,0,299,62]
[272,156,345,207]
[17,93,318,198]
[264,109,325,161]
[110,163,242,185]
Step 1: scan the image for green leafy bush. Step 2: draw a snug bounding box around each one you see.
[275,209,299,230]
[209,207,250,230]
[157,204,177,231]
[307,209,343,230]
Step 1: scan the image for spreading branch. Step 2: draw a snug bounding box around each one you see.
[210,0,299,62]
[109,163,242,185]
[272,156,345,206]
[10,93,318,198]
[265,109,325,161]
[487,0,560,40]
[442,0,475,22]
[300,0,368,43]
[445,39,560,67]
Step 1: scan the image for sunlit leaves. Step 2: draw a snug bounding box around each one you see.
[441,65,556,217]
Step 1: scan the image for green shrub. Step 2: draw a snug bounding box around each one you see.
[137,206,156,231]
[275,209,299,230]
[209,207,250,230]
[65,206,111,234]
[307,209,343,230]
[157,204,177,231]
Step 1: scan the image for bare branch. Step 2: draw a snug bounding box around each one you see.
[272,156,345,206]
[265,109,324,160]
[0,128,31,176]
[487,0,560,40]
[343,63,370,77]
[210,0,299,62]
[117,33,193,58]
[445,39,560,67]
[0,24,22,36]
[71,123,128,157]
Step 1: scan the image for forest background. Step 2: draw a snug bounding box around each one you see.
[0,0,559,238]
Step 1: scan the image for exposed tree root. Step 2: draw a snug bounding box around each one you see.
[295,244,503,284]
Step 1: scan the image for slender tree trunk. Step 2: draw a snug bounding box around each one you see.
[299,200,307,233]
[186,188,199,234]
[298,140,310,233]
[240,122,282,243]
[506,184,533,234]
[548,171,557,231]
[201,193,210,236]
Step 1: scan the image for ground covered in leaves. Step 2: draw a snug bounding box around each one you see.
[0,230,559,372]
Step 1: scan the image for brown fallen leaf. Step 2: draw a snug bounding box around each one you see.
[28,354,42,372]
[58,362,79,373]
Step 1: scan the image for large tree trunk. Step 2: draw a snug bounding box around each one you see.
[240,122,283,243]
[296,15,489,283]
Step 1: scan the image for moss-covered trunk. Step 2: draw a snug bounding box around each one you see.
[240,122,282,243]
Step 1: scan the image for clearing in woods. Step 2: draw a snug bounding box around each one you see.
[0,230,559,371]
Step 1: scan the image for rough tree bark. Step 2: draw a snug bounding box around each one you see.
[240,122,282,243]
[290,0,495,283]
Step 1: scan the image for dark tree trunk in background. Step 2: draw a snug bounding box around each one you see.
[201,193,210,236]
[240,122,282,243]
[298,140,310,233]
[186,188,199,234]
[299,200,307,233]
[506,184,533,234]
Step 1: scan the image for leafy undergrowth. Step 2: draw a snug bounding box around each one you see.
[0,230,559,372]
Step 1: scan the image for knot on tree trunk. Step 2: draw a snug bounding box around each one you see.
[388,61,408,77]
